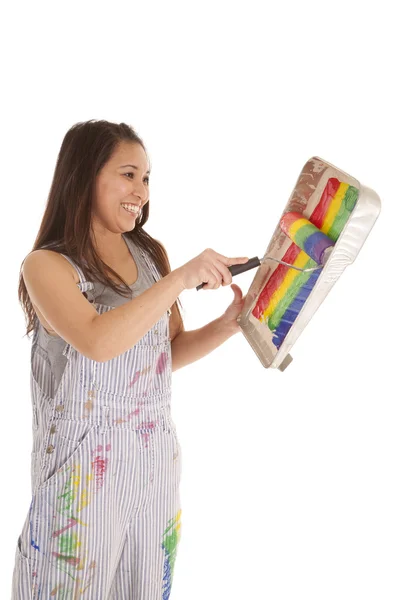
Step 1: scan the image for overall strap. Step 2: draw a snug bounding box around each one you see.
[38,244,95,297]
[59,254,96,300]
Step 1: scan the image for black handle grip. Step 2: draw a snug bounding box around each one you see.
[196,256,261,291]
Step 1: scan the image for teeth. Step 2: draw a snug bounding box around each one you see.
[121,204,139,213]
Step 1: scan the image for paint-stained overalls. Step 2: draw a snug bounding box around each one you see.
[11,243,182,599]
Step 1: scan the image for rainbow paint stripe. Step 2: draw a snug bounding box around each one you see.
[252,178,358,348]
[280,212,335,265]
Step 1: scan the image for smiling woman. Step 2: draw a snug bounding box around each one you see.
[13,119,186,599]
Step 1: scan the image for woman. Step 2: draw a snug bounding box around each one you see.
[12,119,249,599]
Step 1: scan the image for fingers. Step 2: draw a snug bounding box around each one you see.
[214,259,234,287]
[203,260,236,289]
[213,252,249,266]
[202,265,223,290]
[200,250,249,290]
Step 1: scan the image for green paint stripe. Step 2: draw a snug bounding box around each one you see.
[327,185,358,242]
[294,223,317,248]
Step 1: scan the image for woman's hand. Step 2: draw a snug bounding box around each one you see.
[220,283,246,333]
[176,249,249,290]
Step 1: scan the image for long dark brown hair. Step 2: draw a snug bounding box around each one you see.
[18,119,184,338]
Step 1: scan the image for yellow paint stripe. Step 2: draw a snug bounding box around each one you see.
[320,182,348,234]
[261,250,310,321]
[288,217,310,240]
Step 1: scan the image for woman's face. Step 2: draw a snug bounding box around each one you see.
[92,141,150,236]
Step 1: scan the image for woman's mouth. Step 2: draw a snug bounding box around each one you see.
[121,205,139,217]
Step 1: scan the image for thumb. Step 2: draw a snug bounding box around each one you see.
[230,283,243,299]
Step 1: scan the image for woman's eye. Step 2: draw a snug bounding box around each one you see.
[125,173,149,184]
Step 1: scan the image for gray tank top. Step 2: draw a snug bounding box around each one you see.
[35,233,159,391]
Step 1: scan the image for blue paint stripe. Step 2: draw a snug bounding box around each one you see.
[272,269,321,348]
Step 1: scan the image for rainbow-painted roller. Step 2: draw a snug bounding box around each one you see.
[280,212,335,265]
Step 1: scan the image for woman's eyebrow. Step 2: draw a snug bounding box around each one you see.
[120,164,151,174]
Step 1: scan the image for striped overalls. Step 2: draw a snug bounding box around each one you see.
[12,247,182,599]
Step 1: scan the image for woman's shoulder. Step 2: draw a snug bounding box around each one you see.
[24,249,80,285]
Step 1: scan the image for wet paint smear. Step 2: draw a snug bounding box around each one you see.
[29,498,40,552]
[58,532,81,555]
[156,352,168,374]
[114,408,140,425]
[91,456,109,490]
[52,552,81,566]
[84,399,93,412]
[50,584,63,596]
[52,517,79,537]
[129,365,152,387]
[91,445,111,491]
[31,538,40,551]
[129,371,141,386]
[140,420,157,430]
[161,509,182,599]
[57,471,78,516]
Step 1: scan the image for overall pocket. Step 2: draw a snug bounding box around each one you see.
[165,415,181,448]
[36,421,98,491]
[11,535,37,599]
[163,416,182,482]
[14,493,37,561]
[26,423,109,573]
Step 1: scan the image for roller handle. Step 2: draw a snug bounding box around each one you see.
[196,256,261,291]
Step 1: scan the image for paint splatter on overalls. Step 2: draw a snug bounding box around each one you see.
[11,248,182,599]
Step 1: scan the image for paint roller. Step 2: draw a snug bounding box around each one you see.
[196,212,335,290]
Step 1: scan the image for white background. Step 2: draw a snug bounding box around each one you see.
[1,1,399,598]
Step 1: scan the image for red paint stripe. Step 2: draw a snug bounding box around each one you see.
[280,211,302,235]
[311,177,340,228]
[252,243,301,318]
[52,518,78,538]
